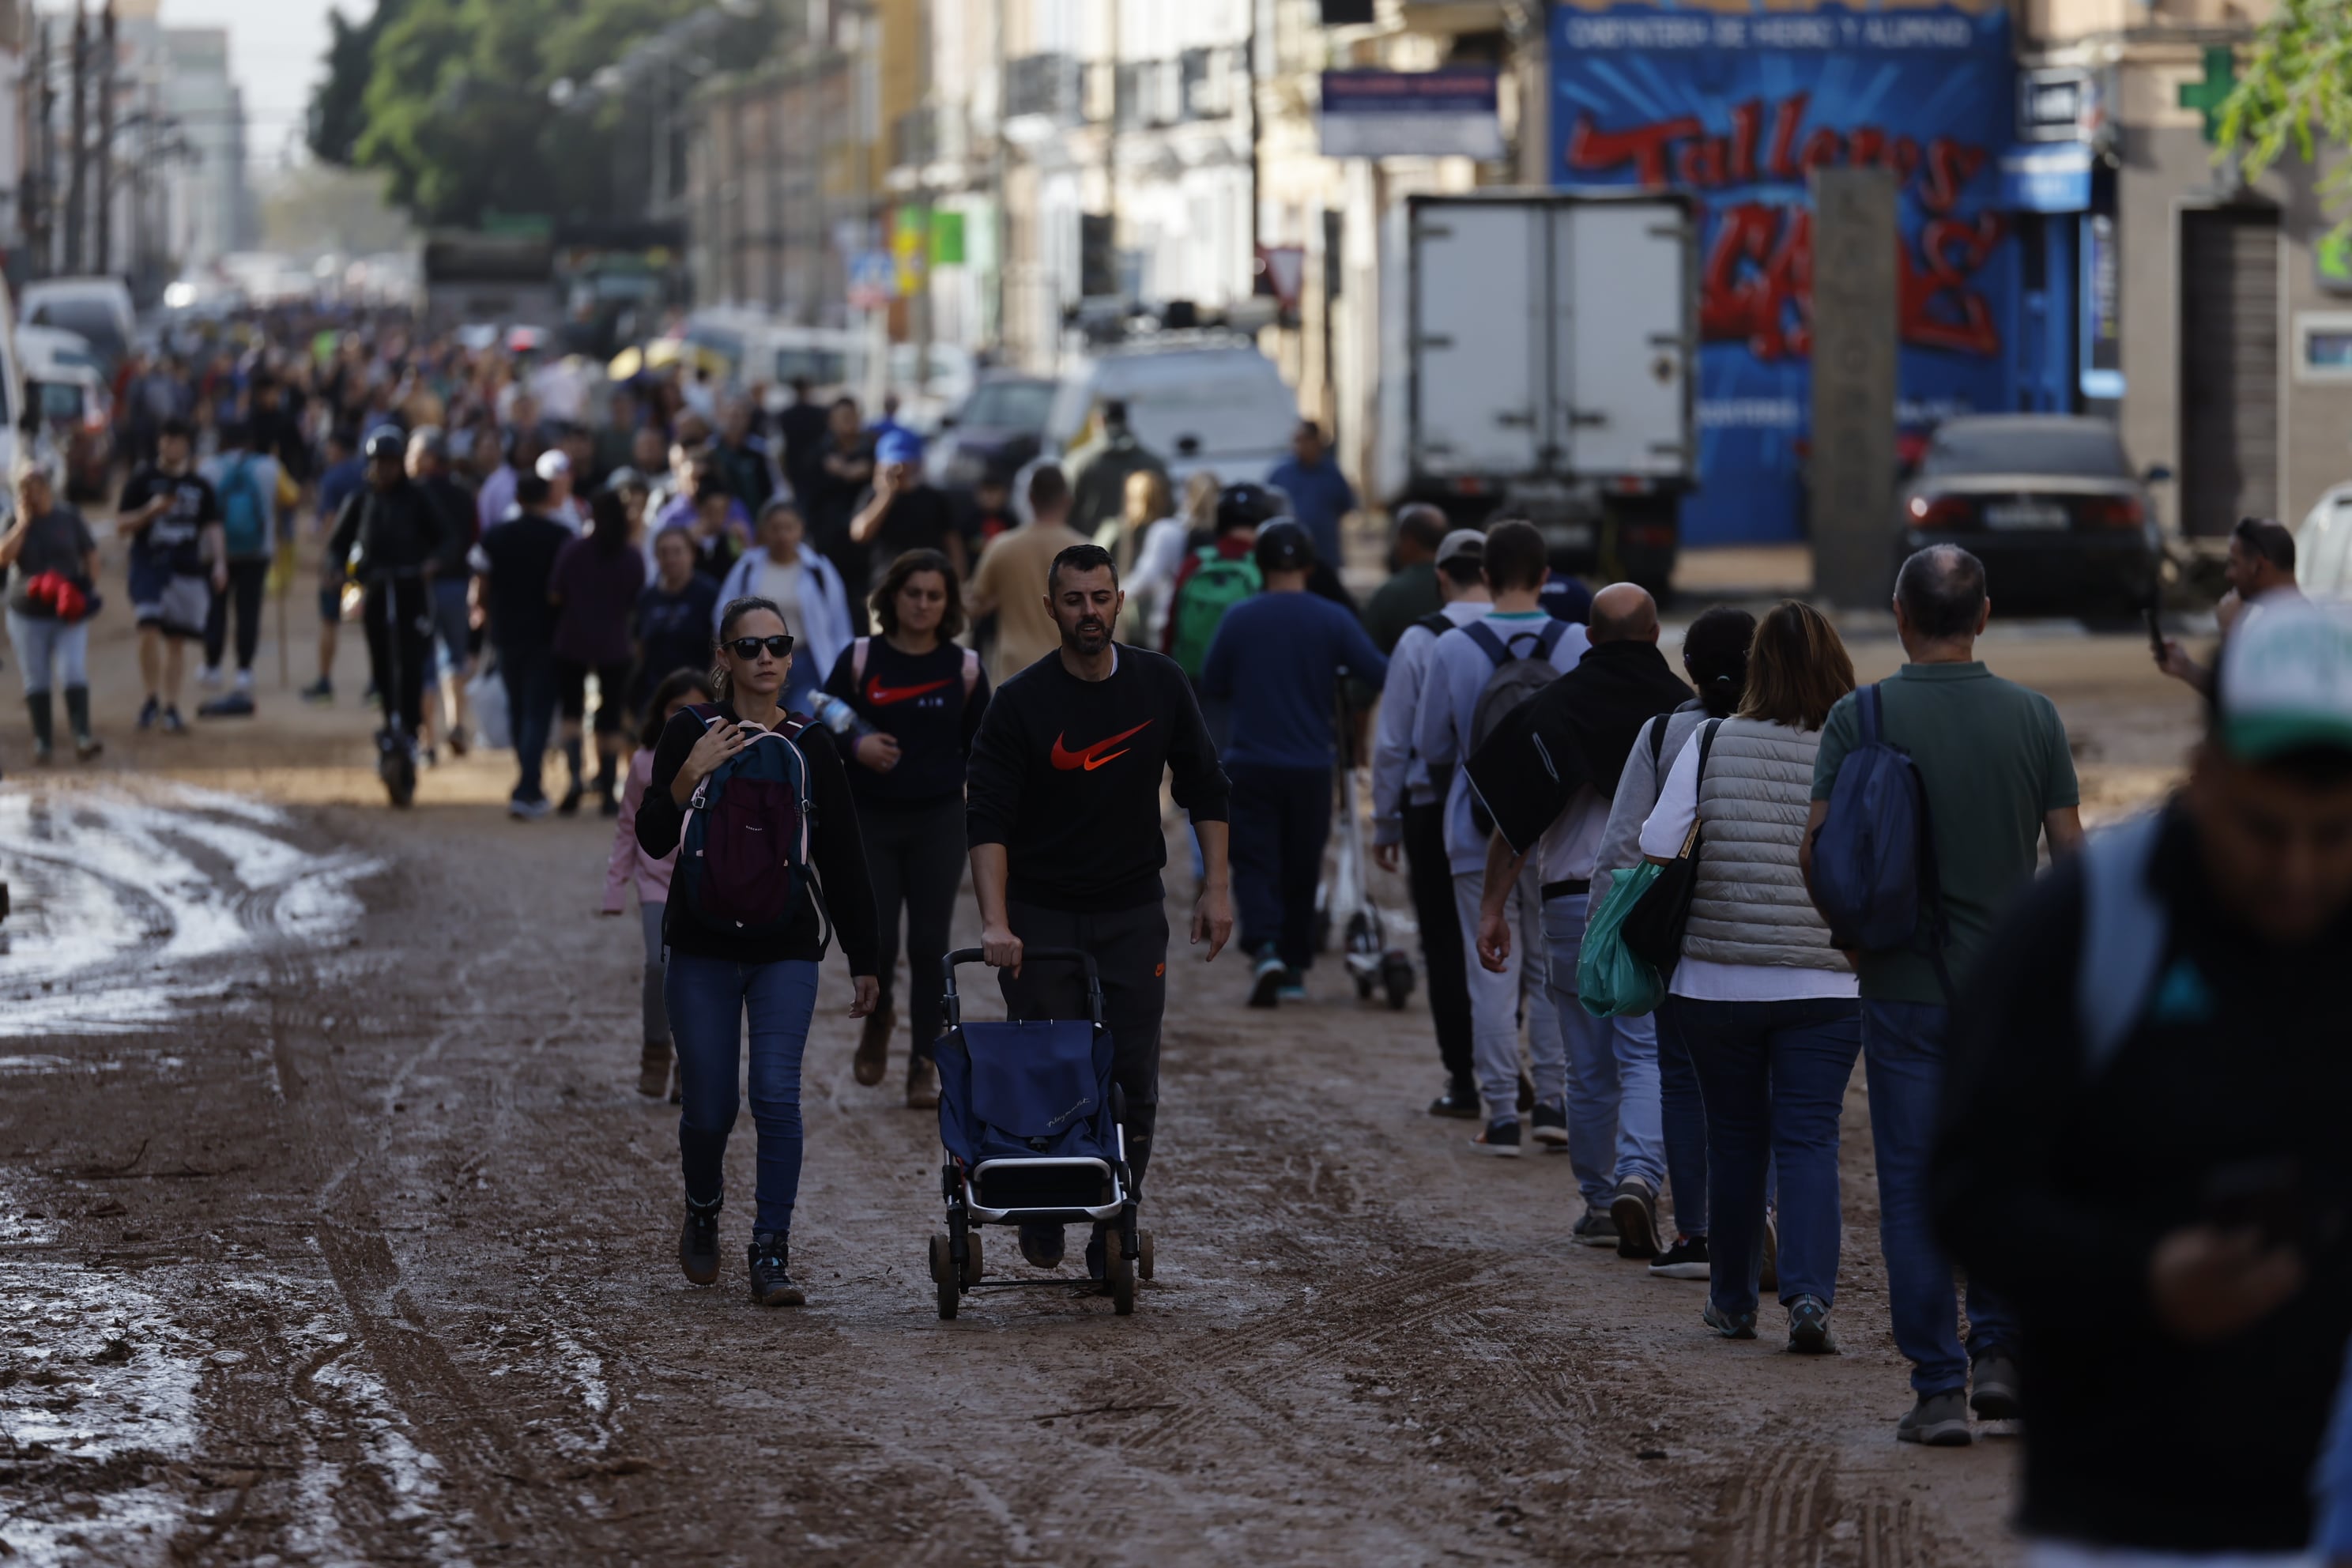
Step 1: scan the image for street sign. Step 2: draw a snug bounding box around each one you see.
[2018,67,2096,143]
[1320,69,1503,160]
[847,250,895,310]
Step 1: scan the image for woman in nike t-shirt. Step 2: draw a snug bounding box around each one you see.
[822,548,992,1109]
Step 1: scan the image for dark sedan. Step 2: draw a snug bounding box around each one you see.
[1898,415,2167,613]
[927,374,1057,495]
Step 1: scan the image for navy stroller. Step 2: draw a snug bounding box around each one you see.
[928,948,1153,1317]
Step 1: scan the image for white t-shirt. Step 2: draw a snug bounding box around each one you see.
[1638,726,1858,1003]
[756,556,806,628]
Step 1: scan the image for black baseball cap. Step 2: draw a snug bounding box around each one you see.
[1254,520,1315,575]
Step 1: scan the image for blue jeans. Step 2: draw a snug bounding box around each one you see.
[665,952,820,1238]
[1862,1000,2017,1394]
[1653,997,1710,1238]
[6,611,89,695]
[498,643,557,805]
[1675,995,1860,1318]
[1542,893,1664,1205]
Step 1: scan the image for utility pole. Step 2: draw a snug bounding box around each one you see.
[64,2,85,274]
[24,14,47,278]
[96,1,113,276]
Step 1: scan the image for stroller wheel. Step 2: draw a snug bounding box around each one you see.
[961,1230,984,1287]
[1107,1246,1136,1316]
[929,1234,959,1319]
[1136,1230,1154,1282]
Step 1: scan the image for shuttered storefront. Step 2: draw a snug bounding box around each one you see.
[2179,208,2280,538]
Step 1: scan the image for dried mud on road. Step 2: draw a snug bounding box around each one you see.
[0,624,2199,1565]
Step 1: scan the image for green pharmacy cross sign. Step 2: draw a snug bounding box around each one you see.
[2179,46,2235,145]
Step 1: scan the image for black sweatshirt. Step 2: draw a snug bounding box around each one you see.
[1934,804,2352,1553]
[964,645,1230,913]
[822,637,992,807]
[635,706,880,972]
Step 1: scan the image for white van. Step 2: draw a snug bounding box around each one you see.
[1046,335,1300,486]
[19,276,134,373]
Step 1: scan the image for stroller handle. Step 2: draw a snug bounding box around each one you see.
[941,947,1103,1031]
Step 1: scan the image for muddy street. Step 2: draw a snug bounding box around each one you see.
[0,617,2200,1566]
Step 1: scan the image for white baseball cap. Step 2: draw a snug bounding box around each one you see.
[2216,600,2352,760]
[534,449,572,482]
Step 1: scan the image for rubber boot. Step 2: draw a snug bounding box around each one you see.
[558,736,586,815]
[64,686,100,760]
[24,692,53,761]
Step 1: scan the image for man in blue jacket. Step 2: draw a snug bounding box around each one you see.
[1201,521,1387,1007]
[1265,420,1359,571]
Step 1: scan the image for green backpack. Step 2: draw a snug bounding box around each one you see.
[1167,547,1261,679]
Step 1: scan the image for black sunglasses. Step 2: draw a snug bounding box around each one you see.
[727,635,794,660]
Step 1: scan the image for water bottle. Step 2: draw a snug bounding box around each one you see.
[807,693,873,741]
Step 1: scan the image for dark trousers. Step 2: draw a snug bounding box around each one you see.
[860,795,966,1063]
[362,579,431,737]
[816,526,871,636]
[202,556,269,672]
[497,643,558,804]
[1228,762,1331,971]
[1000,899,1169,1184]
[1404,798,1476,1091]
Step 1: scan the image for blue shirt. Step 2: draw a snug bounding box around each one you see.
[1200,590,1388,770]
[1412,609,1589,873]
[1265,455,1359,567]
[318,457,365,527]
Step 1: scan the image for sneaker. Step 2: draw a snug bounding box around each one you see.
[447,725,469,758]
[1649,1234,1711,1280]
[1246,953,1284,1008]
[1759,1209,1780,1293]
[1276,967,1306,1001]
[1528,1101,1569,1148]
[679,1198,722,1286]
[420,745,439,770]
[557,785,585,817]
[1611,1177,1661,1260]
[300,678,334,705]
[854,1004,894,1087]
[1427,1083,1481,1119]
[160,707,186,734]
[905,1055,940,1110]
[1018,1222,1066,1269]
[599,789,621,818]
[137,696,160,730]
[73,734,101,763]
[198,665,224,692]
[747,1234,805,1306]
[1571,1208,1619,1247]
[638,1040,671,1099]
[1969,1350,2022,1422]
[509,795,552,821]
[197,691,255,719]
[1473,1118,1521,1157]
[1897,1390,1973,1447]
[1703,1300,1758,1340]
[1787,1294,1838,1354]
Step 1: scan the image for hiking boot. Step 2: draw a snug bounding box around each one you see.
[1427,1082,1481,1119]
[679,1197,722,1286]
[1528,1100,1569,1148]
[1969,1350,2022,1422]
[1571,1208,1619,1247]
[1786,1294,1838,1355]
[1759,1209,1780,1293]
[1703,1300,1758,1340]
[905,1054,940,1110]
[1898,1390,1973,1447]
[1018,1222,1066,1269]
[747,1234,805,1306]
[638,1040,671,1099]
[1610,1177,1661,1260]
[854,1003,894,1086]
[1473,1118,1521,1157]
[1649,1234,1711,1280]
[1247,954,1284,1008]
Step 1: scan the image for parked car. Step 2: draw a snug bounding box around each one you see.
[17,324,111,500]
[926,372,1056,494]
[1046,333,1301,488]
[2296,481,2352,600]
[19,276,134,375]
[1897,414,2167,614]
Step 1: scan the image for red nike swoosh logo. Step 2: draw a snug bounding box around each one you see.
[866,677,953,706]
[1050,722,1153,772]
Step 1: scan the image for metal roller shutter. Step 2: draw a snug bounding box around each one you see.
[2179,208,2280,538]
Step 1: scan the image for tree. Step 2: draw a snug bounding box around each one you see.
[307,0,414,168]
[2218,0,2352,215]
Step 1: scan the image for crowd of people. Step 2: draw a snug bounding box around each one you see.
[9,304,2352,1564]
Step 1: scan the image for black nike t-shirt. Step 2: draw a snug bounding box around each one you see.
[822,635,991,807]
[964,645,1231,913]
[120,466,221,576]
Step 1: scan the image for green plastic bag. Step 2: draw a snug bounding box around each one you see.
[1579,864,1668,1018]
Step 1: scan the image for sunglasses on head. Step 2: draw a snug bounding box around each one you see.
[728,635,794,660]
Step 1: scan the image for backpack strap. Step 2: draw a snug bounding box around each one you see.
[851,636,870,685]
[1462,620,1510,666]
[1647,714,1669,773]
[1534,619,1569,659]
[961,645,981,698]
[2075,811,2169,1074]
[1414,609,1453,638]
[1859,681,1883,746]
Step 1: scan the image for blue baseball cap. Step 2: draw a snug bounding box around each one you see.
[875,428,923,467]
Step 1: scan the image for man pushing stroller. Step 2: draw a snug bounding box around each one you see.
[963,542,1234,1279]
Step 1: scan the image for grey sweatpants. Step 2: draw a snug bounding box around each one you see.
[642,902,669,1045]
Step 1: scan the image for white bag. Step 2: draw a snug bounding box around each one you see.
[467,662,511,751]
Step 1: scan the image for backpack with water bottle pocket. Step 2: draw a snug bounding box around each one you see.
[673,705,828,942]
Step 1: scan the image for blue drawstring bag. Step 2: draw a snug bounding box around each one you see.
[1579,863,1668,1018]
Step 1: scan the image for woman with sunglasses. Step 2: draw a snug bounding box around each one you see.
[635,596,880,1307]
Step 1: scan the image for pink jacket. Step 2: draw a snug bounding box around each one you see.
[603,751,678,910]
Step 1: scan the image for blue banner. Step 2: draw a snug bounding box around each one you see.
[1551,3,2018,545]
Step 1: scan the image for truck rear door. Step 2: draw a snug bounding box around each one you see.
[1411,202,1544,479]
[1554,201,1692,478]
